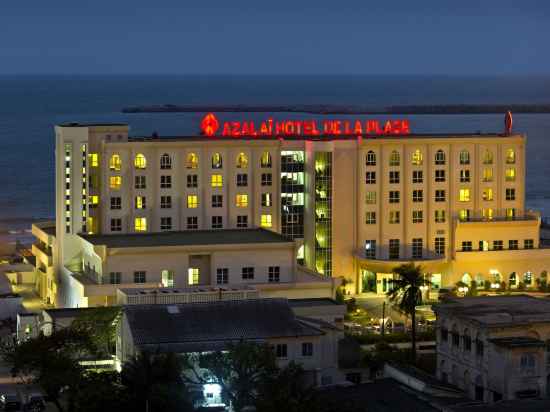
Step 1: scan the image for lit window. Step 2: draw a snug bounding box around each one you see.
[505,168,516,182]
[261,193,272,207]
[261,214,272,228]
[89,153,99,167]
[459,150,470,165]
[211,174,223,188]
[236,194,248,208]
[188,268,200,285]
[482,208,494,220]
[89,195,99,206]
[459,189,470,202]
[109,154,121,171]
[412,149,423,166]
[134,217,147,232]
[389,211,400,224]
[459,209,471,221]
[212,152,223,169]
[135,196,146,209]
[435,150,445,165]
[483,150,493,164]
[506,148,516,164]
[482,168,493,182]
[186,152,198,169]
[160,153,172,170]
[366,191,376,204]
[482,188,493,201]
[161,270,174,287]
[260,151,272,168]
[389,150,400,166]
[236,152,248,168]
[506,208,516,219]
[435,210,446,223]
[134,153,147,169]
[109,176,121,189]
[187,195,198,208]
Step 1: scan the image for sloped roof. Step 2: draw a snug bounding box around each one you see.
[124,298,323,353]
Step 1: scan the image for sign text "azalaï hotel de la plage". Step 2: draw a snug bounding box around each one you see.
[200,113,411,138]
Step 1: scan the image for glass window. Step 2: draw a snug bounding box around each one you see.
[261,193,272,207]
[435,170,445,182]
[134,153,147,169]
[261,173,272,186]
[365,171,376,184]
[506,148,516,164]
[216,268,228,284]
[237,215,248,228]
[412,238,423,258]
[109,176,121,189]
[435,210,446,223]
[412,149,423,166]
[212,152,223,169]
[389,211,400,224]
[483,150,493,164]
[435,237,445,255]
[160,153,172,169]
[389,239,400,259]
[261,214,272,228]
[482,188,493,201]
[493,240,503,250]
[389,171,400,184]
[302,342,313,357]
[211,216,223,229]
[365,240,376,258]
[110,197,121,210]
[524,239,534,249]
[236,152,248,168]
[366,150,376,166]
[89,153,99,167]
[412,210,423,223]
[134,271,146,283]
[389,191,400,203]
[236,173,248,187]
[188,268,200,285]
[459,189,470,202]
[160,217,172,231]
[365,212,376,224]
[389,150,400,166]
[366,191,376,204]
[459,150,470,165]
[236,194,248,207]
[187,195,198,208]
[186,152,198,169]
[413,189,423,202]
[242,267,254,280]
[211,194,223,208]
[435,190,446,202]
[109,272,121,284]
[505,168,516,182]
[435,150,446,165]
[268,266,280,283]
[160,175,172,189]
[134,217,147,232]
[506,188,516,201]
[462,241,473,252]
[110,218,122,232]
[187,174,198,188]
[109,154,121,171]
[459,209,471,221]
[187,216,198,230]
[509,240,519,250]
[135,196,146,209]
[211,174,223,187]
[260,151,272,168]
[161,270,174,287]
[413,170,423,183]
[275,343,287,358]
[135,176,146,189]
[483,168,493,182]
[459,169,470,183]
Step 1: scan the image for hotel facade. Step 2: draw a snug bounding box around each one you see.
[31,114,550,307]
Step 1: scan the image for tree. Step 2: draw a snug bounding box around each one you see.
[387,263,429,362]
[70,306,121,356]
[69,371,131,412]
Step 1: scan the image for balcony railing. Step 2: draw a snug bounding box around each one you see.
[457,210,540,223]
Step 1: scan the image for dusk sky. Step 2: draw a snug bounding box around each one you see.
[1,0,548,75]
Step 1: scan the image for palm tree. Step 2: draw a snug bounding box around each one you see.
[386,263,429,362]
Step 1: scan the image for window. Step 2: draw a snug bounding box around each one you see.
[188,268,200,285]
[412,149,423,165]
[459,209,471,221]
[109,176,121,189]
[462,241,473,251]
[509,240,519,250]
[366,150,376,166]
[389,150,400,166]
[435,190,446,202]
[275,343,287,358]
[482,208,494,220]
[506,207,516,219]
[482,167,493,182]
[260,151,272,168]
[268,266,280,283]
[211,195,223,208]
[482,188,493,201]
[135,196,146,209]
[261,173,272,186]
[88,152,98,167]
[236,174,248,187]
[135,176,146,189]
[187,216,198,230]
[365,240,376,258]
[389,191,400,203]
[412,170,423,183]
[134,271,146,283]
[134,217,147,232]
[459,170,470,183]
[412,210,423,223]
[212,152,223,169]
[435,170,445,182]
[435,237,445,255]
[389,239,400,259]
[216,268,228,284]
[109,154,121,171]
[161,270,174,287]
[413,189,423,202]
[134,153,146,169]
[110,218,122,232]
[236,152,248,168]
[160,217,172,231]
[493,240,503,250]
[109,272,121,284]
[160,175,172,189]
[506,148,516,164]
[459,150,470,165]
[520,353,536,374]
[365,171,376,184]
[389,211,400,224]
[187,195,198,208]
[186,153,198,169]
[389,171,400,184]
[261,193,272,207]
[505,168,516,182]
[160,196,172,209]
[506,188,516,201]
[366,191,376,204]
[187,174,198,188]
[134,196,147,209]
[237,215,248,228]
[459,189,470,202]
[412,238,423,258]
[110,197,121,210]
[435,210,446,223]
[211,174,223,188]
[160,153,172,169]
[261,214,272,228]
[242,267,254,280]
[435,150,446,165]
[365,212,376,224]
[302,342,313,357]
[483,150,493,164]
[234,194,248,208]
[212,216,223,229]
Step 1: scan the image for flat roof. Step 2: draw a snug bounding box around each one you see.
[119,285,257,296]
[288,298,341,307]
[434,295,550,327]
[80,228,291,248]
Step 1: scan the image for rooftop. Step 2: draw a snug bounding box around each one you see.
[434,295,550,327]
[80,228,291,248]
[119,284,257,296]
[288,297,341,307]
[124,298,324,353]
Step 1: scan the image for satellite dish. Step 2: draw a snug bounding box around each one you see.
[505,111,513,135]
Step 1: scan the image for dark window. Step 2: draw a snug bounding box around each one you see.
[509,240,518,250]
[268,266,280,283]
[237,215,248,228]
[365,240,376,259]
[261,173,272,186]
[160,195,172,209]
[389,191,400,203]
[506,188,516,201]
[413,189,423,202]
[365,171,376,184]
[435,169,445,182]
[242,267,254,280]
[160,175,172,189]
[524,239,534,249]
[435,237,445,255]
[216,268,228,284]
[302,342,313,357]
[110,218,122,232]
[160,217,172,231]
[187,216,198,230]
[211,216,223,229]
[212,195,223,208]
[462,241,473,251]
[435,190,446,202]
[134,271,146,283]
[493,240,503,250]
[412,238,423,258]
[187,174,198,188]
[389,239,400,259]
[109,272,121,284]
[110,197,121,210]
[276,344,287,358]
[236,174,248,187]
[135,176,146,189]
[389,171,400,184]
[412,170,423,184]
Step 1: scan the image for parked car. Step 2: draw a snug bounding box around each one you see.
[0,392,22,411]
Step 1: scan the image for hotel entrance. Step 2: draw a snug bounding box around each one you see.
[360,269,394,295]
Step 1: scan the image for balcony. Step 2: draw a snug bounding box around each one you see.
[31,242,52,267]
[354,248,447,273]
[456,210,540,224]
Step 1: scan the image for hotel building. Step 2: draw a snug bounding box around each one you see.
[31,115,550,307]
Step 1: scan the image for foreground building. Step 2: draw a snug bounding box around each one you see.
[434,295,550,402]
[31,113,550,306]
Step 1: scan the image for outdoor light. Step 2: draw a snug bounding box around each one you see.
[457,286,469,295]
[419,285,429,292]
[490,283,500,289]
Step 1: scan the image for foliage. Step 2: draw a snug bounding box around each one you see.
[362,342,411,373]
[69,371,131,412]
[334,287,345,304]
[71,306,121,356]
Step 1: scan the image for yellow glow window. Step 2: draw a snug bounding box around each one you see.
[89,195,99,205]
[211,174,223,188]
[459,189,470,202]
[110,154,121,171]
[134,217,147,232]
[89,153,99,167]
[187,195,198,209]
[188,268,200,285]
[261,214,272,228]
[505,168,516,182]
[134,153,147,169]
[135,196,146,209]
[109,176,121,189]
[482,188,493,201]
[236,194,248,208]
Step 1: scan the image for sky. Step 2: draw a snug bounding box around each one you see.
[0,1,549,75]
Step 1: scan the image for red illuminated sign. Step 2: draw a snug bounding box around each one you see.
[200,113,411,137]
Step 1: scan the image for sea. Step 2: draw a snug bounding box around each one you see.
[1,74,549,243]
